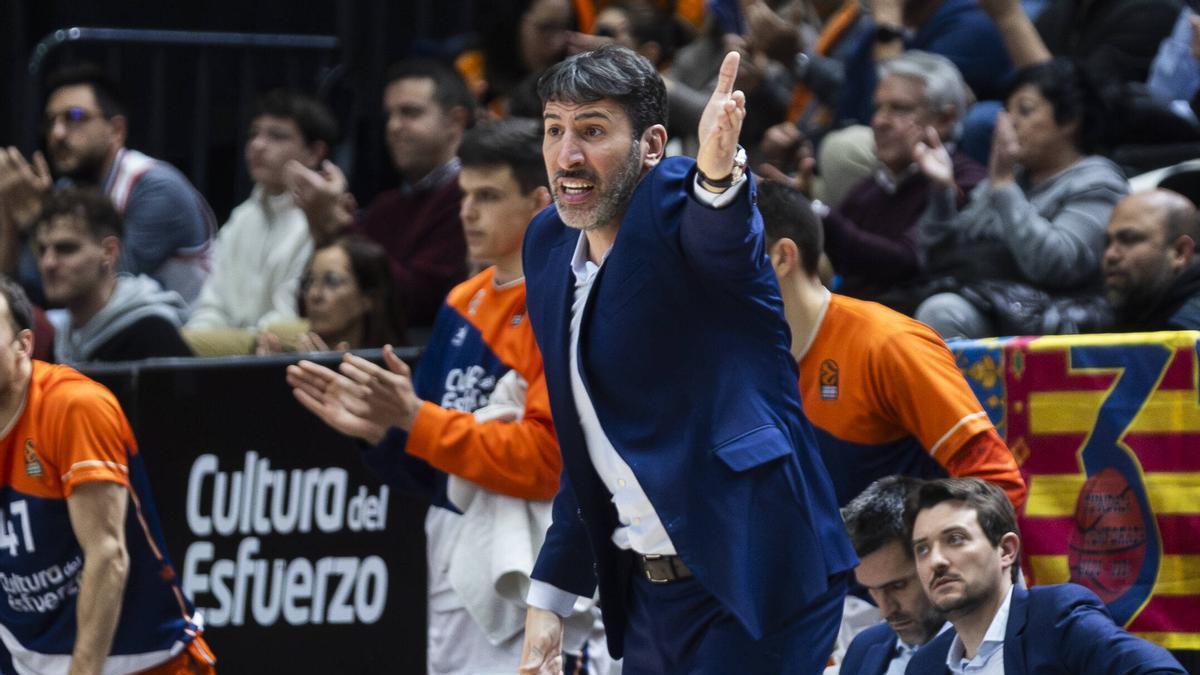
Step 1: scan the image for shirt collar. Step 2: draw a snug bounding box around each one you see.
[402,157,460,195]
[253,184,296,217]
[894,637,920,658]
[896,621,952,657]
[569,230,610,282]
[946,586,1013,673]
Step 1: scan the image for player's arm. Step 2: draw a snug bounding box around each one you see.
[875,327,1026,508]
[336,349,561,500]
[680,51,774,282]
[405,370,560,500]
[66,481,130,675]
[942,429,1027,508]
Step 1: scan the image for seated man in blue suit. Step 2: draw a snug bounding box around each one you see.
[905,478,1185,674]
[840,476,947,675]
[517,45,857,674]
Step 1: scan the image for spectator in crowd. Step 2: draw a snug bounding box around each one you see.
[288,59,474,327]
[913,58,1128,338]
[668,16,794,153]
[517,46,855,674]
[751,0,871,142]
[758,179,1025,510]
[839,476,946,675]
[0,276,215,675]
[1035,0,1181,85]
[258,234,404,353]
[905,477,1186,674]
[1104,189,1200,331]
[1147,5,1200,124]
[0,63,215,307]
[762,51,986,302]
[183,90,338,355]
[460,0,576,112]
[286,119,609,673]
[34,188,191,364]
[833,0,1013,153]
[983,0,1197,152]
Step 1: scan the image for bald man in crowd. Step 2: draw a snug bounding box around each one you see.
[1103,189,1200,331]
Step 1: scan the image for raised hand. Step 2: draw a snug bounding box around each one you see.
[286,159,353,243]
[286,360,390,444]
[0,148,53,230]
[913,126,956,190]
[756,122,815,196]
[334,346,422,433]
[987,111,1020,187]
[296,331,351,353]
[696,51,748,184]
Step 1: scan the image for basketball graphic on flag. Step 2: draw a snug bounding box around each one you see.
[1067,467,1147,604]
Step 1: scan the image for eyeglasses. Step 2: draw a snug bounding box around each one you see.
[872,101,925,121]
[301,272,354,293]
[42,106,104,134]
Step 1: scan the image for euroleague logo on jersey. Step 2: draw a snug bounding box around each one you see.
[23,439,42,477]
[819,359,839,400]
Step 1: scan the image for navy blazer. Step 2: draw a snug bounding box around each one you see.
[843,623,902,675]
[905,584,1186,674]
[523,157,857,657]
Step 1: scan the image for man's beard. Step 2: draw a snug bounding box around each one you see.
[553,141,642,231]
[928,572,991,620]
[52,143,108,184]
[886,603,947,645]
[1107,267,1176,320]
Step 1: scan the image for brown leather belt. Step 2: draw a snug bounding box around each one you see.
[637,553,693,584]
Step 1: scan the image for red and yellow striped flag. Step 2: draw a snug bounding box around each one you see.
[954,332,1200,650]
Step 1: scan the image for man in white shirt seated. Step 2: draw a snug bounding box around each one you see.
[905,478,1185,675]
[183,89,337,355]
[838,476,948,675]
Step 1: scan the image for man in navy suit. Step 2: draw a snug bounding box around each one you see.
[517,45,857,674]
[905,478,1184,674]
[840,477,947,675]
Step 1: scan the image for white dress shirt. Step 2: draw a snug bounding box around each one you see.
[947,586,1013,675]
[526,175,744,616]
[885,622,951,675]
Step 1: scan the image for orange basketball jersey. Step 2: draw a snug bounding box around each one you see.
[0,361,204,673]
[798,294,1023,506]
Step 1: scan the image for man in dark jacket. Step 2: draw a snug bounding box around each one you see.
[840,477,947,675]
[905,478,1184,674]
[1104,188,1200,331]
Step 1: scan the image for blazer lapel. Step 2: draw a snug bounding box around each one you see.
[863,639,892,675]
[1004,586,1029,675]
[538,232,579,421]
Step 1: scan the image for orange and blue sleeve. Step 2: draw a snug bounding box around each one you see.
[875,326,1025,506]
[404,370,560,501]
[52,384,135,496]
[942,429,1027,508]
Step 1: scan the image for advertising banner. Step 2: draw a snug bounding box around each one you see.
[87,354,428,674]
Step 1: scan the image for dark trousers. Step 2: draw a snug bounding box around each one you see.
[621,570,848,674]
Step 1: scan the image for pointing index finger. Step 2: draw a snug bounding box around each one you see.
[714,51,740,96]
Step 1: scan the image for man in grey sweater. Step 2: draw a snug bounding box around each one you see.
[34,188,192,363]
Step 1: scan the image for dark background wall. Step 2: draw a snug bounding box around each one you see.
[0,0,477,221]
